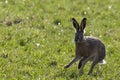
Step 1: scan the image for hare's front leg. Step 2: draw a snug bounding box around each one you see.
[78,57,87,69]
[64,57,80,68]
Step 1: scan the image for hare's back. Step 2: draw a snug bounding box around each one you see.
[85,36,105,49]
[85,36,106,61]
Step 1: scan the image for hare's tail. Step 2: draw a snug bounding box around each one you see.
[99,59,106,65]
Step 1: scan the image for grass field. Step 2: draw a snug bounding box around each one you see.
[0,0,120,80]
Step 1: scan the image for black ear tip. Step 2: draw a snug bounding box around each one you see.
[72,18,75,21]
[83,18,87,21]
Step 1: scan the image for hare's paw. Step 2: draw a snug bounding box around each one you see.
[64,64,70,68]
[78,62,82,69]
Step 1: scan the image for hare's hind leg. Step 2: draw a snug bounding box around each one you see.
[64,57,80,68]
[88,57,99,75]
[78,57,91,74]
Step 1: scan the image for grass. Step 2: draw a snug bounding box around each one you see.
[0,0,120,79]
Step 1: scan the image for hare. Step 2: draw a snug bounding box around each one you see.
[64,18,106,75]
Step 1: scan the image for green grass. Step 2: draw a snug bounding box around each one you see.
[0,0,120,79]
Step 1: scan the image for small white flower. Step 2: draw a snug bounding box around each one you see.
[61,29,64,32]
[108,5,112,10]
[5,0,8,4]
[36,43,40,47]
[58,22,61,25]
[83,11,87,15]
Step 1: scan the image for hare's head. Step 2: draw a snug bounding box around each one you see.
[72,18,87,43]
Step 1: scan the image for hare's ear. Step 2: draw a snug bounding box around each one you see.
[72,18,79,32]
[80,18,87,31]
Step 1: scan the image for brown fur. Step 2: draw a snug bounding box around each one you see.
[64,18,106,75]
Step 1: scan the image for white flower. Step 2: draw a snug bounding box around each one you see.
[36,43,40,47]
[5,0,8,4]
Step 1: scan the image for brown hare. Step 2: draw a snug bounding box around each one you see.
[64,18,106,75]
